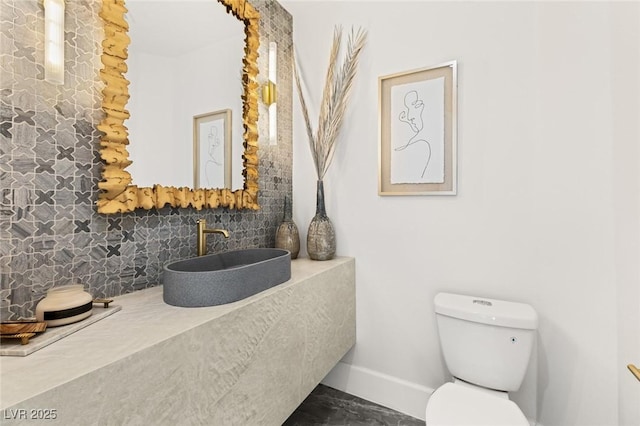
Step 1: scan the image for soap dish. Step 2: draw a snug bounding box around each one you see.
[3,333,36,345]
[0,322,47,346]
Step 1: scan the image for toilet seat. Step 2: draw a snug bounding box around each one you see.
[425,383,529,426]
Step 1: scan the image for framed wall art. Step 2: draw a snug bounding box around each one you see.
[378,61,457,195]
[194,109,232,189]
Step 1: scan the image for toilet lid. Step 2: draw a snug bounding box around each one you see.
[425,383,529,426]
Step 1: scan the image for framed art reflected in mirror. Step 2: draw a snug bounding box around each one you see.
[194,109,232,190]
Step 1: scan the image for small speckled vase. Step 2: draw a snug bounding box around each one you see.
[307,180,336,261]
[275,196,300,259]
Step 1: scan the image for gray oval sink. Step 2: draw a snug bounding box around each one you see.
[162,248,291,307]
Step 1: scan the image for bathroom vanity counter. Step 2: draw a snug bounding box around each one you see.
[0,257,355,425]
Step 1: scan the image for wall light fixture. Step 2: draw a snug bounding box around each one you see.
[44,0,65,85]
[262,42,277,145]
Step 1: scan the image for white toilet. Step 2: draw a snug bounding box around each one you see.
[425,292,538,426]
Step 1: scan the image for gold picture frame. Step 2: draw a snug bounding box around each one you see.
[378,61,457,196]
[194,109,232,190]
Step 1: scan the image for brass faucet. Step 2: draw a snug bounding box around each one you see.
[196,219,229,256]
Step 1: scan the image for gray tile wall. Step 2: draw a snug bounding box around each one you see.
[0,0,293,320]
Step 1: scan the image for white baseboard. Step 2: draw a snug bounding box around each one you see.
[320,361,433,421]
[321,362,541,425]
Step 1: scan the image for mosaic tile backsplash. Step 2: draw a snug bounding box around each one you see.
[0,0,293,320]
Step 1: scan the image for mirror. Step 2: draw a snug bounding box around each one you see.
[126,0,244,190]
[97,0,260,214]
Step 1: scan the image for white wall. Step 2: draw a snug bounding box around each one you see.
[611,4,640,426]
[128,51,181,186]
[283,1,640,425]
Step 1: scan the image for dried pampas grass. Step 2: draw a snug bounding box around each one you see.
[294,26,367,180]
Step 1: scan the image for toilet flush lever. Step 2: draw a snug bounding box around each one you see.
[628,364,640,382]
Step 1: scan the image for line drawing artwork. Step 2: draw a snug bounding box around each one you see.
[396,90,431,178]
[205,125,222,186]
[198,119,225,188]
[390,77,445,184]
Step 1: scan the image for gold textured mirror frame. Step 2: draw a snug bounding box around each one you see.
[97,0,260,214]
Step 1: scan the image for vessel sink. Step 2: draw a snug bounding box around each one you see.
[162,248,291,307]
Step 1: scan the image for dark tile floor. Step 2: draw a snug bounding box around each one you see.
[283,384,425,426]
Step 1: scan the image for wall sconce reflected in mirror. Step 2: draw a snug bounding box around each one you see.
[262,42,277,145]
[44,0,65,85]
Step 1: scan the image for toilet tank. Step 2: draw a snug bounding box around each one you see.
[434,293,538,392]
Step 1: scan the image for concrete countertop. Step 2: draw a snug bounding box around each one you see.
[0,257,353,410]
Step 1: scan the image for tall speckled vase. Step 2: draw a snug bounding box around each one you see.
[307,180,336,260]
[275,196,300,259]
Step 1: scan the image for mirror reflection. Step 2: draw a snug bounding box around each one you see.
[125,0,245,191]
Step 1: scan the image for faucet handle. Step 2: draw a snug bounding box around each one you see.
[196,218,229,256]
